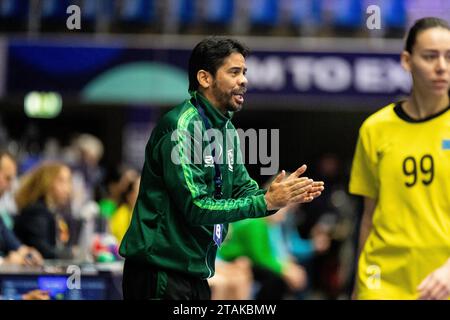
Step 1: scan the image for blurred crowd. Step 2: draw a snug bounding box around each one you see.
[0,132,141,268]
[2,0,449,38]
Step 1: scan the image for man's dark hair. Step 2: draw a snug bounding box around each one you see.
[188,37,250,92]
[405,17,450,53]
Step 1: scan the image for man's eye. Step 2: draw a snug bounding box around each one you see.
[423,55,435,60]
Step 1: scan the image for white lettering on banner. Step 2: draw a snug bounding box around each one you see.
[288,57,352,91]
[355,58,387,92]
[247,54,410,94]
[245,56,286,90]
[287,57,315,90]
[313,58,352,91]
[386,59,412,92]
[355,58,411,92]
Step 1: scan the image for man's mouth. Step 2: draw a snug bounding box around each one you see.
[232,89,246,105]
[233,93,244,104]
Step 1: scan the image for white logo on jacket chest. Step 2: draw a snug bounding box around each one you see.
[204,155,214,168]
[204,143,223,168]
[227,149,234,172]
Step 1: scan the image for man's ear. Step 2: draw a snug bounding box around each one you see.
[197,70,212,90]
[400,51,411,72]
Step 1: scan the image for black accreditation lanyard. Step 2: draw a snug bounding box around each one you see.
[191,94,224,246]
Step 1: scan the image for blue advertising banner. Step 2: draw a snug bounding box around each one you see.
[245,51,410,96]
[6,38,411,106]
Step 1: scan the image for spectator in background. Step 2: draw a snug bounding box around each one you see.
[96,166,123,221]
[0,150,18,227]
[0,218,43,267]
[0,151,43,267]
[110,175,140,243]
[74,134,104,192]
[218,173,331,300]
[218,204,308,299]
[67,133,104,215]
[96,166,138,221]
[297,153,354,299]
[0,152,49,300]
[284,206,331,264]
[17,124,43,175]
[208,257,254,300]
[14,162,73,259]
[74,165,138,262]
[297,154,344,237]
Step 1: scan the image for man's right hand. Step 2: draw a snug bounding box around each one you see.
[264,165,324,211]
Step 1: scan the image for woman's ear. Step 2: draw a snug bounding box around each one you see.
[197,70,211,90]
[401,51,411,72]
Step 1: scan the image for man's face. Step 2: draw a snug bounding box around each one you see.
[209,52,248,113]
[0,156,17,197]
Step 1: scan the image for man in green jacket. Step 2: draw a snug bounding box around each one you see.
[119,36,325,300]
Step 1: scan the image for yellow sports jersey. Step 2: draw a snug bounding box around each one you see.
[110,204,133,243]
[349,102,450,300]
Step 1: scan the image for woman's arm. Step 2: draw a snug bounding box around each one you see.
[357,197,377,259]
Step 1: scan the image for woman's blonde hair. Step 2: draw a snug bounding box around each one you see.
[15,162,69,211]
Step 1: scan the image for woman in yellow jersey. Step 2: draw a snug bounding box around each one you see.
[349,17,450,300]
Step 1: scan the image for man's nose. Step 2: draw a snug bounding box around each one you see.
[238,74,248,86]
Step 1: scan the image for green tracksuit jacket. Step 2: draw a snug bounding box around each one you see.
[119,93,274,279]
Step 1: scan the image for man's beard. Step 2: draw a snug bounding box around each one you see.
[212,82,244,113]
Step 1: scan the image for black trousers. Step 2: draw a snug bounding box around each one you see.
[122,259,211,300]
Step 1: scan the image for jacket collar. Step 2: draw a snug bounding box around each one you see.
[191,91,232,129]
